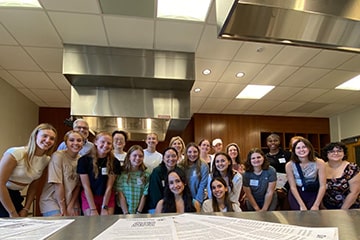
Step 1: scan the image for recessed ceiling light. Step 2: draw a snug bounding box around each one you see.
[236,72,245,78]
[194,88,201,93]
[236,84,275,99]
[0,0,41,8]
[202,69,211,75]
[157,0,212,22]
[335,74,360,90]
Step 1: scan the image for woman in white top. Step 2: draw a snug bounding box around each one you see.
[202,177,241,212]
[0,123,57,217]
[40,130,84,216]
[208,152,242,205]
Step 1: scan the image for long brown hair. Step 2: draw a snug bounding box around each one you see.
[245,148,269,172]
[122,145,147,183]
[210,177,234,212]
[91,132,115,178]
[180,142,203,181]
[291,138,316,163]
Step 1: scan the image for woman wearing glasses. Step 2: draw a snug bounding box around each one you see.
[321,142,360,209]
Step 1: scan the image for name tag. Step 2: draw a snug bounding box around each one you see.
[161,180,165,187]
[192,170,197,177]
[101,167,108,175]
[137,177,143,185]
[250,179,259,187]
[278,158,286,163]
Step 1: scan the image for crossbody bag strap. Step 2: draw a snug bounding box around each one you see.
[294,162,306,186]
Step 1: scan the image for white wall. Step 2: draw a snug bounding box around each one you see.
[330,106,360,141]
[0,78,38,154]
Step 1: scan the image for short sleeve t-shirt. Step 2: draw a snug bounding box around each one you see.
[5,146,50,190]
[243,166,277,206]
[77,155,121,196]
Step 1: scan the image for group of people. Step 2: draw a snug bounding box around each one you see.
[0,121,359,218]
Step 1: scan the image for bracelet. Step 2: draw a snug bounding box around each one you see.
[90,208,97,211]
[23,207,29,212]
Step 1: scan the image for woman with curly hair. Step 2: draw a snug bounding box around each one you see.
[321,142,359,209]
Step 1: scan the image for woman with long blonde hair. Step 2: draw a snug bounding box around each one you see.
[0,123,57,217]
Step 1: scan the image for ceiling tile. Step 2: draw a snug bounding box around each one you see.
[248,100,282,112]
[288,88,328,102]
[17,88,45,106]
[41,0,101,13]
[312,89,351,103]
[48,12,107,46]
[0,70,24,88]
[271,46,321,66]
[9,71,57,89]
[205,1,216,25]
[0,46,40,71]
[292,102,328,113]
[190,95,207,114]
[104,16,154,49]
[280,67,330,87]
[155,20,203,52]
[251,64,298,85]
[195,58,229,82]
[338,55,360,71]
[262,86,302,101]
[309,70,360,88]
[190,81,216,97]
[305,49,355,69]
[199,98,232,113]
[99,0,154,18]
[196,25,242,60]
[224,99,256,111]
[0,24,17,45]
[0,9,62,47]
[47,73,71,90]
[25,47,63,72]
[34,89,68,102]
[219,61,264,83]
[234,42,284,63]
[209,83,246,98]
[312,103,356,116]
[268,101,305,112]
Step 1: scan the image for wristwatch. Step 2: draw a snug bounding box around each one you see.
[102,205,108,210]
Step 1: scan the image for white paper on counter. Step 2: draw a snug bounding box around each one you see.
[0,218,74,240]
[93,216,178,240]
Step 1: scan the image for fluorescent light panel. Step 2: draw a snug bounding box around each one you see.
[157,0,212,22]
[335,74,360,91]
[0,0,41,7]
[236,85,275,99]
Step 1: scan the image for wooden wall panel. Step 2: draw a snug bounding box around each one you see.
[193,113,330,161]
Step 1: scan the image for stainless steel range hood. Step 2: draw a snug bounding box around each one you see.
[63,44,195,141]
[216,0,360,52]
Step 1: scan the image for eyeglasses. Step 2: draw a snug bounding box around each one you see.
[327,149,344,154]
[75,126,89,130]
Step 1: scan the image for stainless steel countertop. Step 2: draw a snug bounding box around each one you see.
[47,210,360,240]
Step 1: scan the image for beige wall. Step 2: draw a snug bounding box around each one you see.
[0,78,38,154]
[330,106,360,141]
